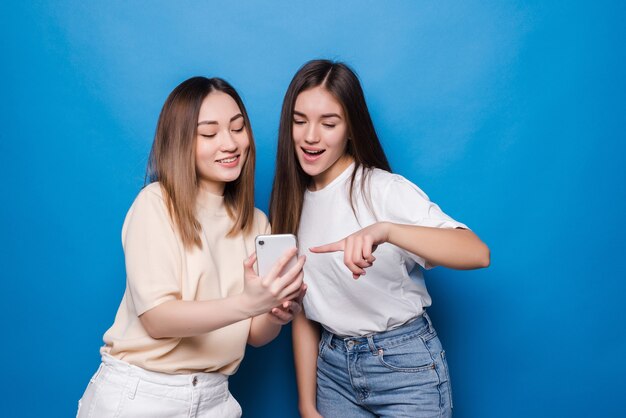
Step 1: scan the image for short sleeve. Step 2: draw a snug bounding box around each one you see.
[378,174,469,268]
[379,175,468,230]
[121,186,182,315]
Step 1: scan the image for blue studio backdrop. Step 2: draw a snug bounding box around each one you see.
[2,1,625,417]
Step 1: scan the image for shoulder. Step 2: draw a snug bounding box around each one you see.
[361,168,434,221]
[364,167,427,198]
[251,207,271,234]
[121,182,178,245]
[124,182,172,228]
[367,167,403,185]
[137,182,166,202]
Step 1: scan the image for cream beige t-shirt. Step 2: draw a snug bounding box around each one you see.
[101,182,269,375]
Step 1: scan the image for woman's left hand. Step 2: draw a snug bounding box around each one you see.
[267,284,307,325]
[310,222,390,279]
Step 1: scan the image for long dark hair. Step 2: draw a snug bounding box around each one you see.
[269,60,391,234]
[146,76,256,248]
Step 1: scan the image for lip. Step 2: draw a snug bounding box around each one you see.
[301,147,325,163]
[215,154,240,168]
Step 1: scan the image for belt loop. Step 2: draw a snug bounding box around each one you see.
[322,329,334,349]
[366,335,378,355]
[423,310,434,332]
[126,376,140,400]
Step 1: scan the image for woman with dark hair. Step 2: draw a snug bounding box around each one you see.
[77,77,305,418]
[270,60,490,417]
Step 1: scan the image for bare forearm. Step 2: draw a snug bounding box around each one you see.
[293,311,321,415]
[248,314,282,347]
[139,250,307,340]
[140,295,253,339]
[386,222,490,269]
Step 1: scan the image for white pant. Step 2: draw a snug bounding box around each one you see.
[77,354,241,418]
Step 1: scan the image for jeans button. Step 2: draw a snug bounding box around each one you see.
[347,340,355,349]
[192,376,198,386]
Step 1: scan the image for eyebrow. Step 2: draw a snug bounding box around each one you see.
[293,111,342,119]
[197,113,244,126]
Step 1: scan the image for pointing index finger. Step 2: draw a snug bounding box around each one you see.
[309,240,345,254]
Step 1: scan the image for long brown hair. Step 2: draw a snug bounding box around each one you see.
[269,60,391,234]
[146,77,256,248]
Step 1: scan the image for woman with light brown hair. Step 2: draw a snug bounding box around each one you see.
[77,76,305,418]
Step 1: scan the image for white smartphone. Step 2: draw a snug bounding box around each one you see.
[255,234,298,277]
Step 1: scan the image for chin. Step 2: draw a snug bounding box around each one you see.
[296,159,320,178]
[224,174,242,183]
[299,166,318,178]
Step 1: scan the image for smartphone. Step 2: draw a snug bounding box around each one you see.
[255,234,298,277]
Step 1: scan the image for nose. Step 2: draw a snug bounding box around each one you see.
[219,130,238,152]
[304,124,320,144]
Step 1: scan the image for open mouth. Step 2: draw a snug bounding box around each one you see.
[302,148,325,156]
[215,154,240,168]
[216,155,240,164]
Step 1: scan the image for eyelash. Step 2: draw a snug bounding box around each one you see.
[293,120,336,129]
[200,126,244,138]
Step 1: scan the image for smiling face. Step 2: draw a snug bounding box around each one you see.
[292,86,353,190]
[195,91,250,195]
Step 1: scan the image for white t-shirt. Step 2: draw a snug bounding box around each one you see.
[299,163,467,337]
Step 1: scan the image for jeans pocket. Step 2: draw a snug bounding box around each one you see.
[377,338,436,373]
[77,363,105,418]
[90,363,104,384]
[226,392,242,418]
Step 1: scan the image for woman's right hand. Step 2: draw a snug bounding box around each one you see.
[299,405,323,418]
[309,222,389,279]
[241,249,305,317]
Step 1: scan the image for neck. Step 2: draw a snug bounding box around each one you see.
[198,180,225,196]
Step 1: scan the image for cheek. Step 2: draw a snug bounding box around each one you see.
[194,141,203,164]
[237,133,251,163]
[292,126,305,142]
[196,140,217,163]
[326,131,348,151]
[240,132,251,150]
[195,143,206,160]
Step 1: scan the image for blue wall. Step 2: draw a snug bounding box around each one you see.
[2,1,625,416]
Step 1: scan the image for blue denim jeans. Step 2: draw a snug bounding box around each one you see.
[316,312,453,418]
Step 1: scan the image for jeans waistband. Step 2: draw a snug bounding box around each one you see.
[101,353,228,387]
[321,312,435,354]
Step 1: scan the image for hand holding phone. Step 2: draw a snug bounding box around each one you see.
[255,234,306,324]
[255,234,298,277]
[241,234,304,317]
